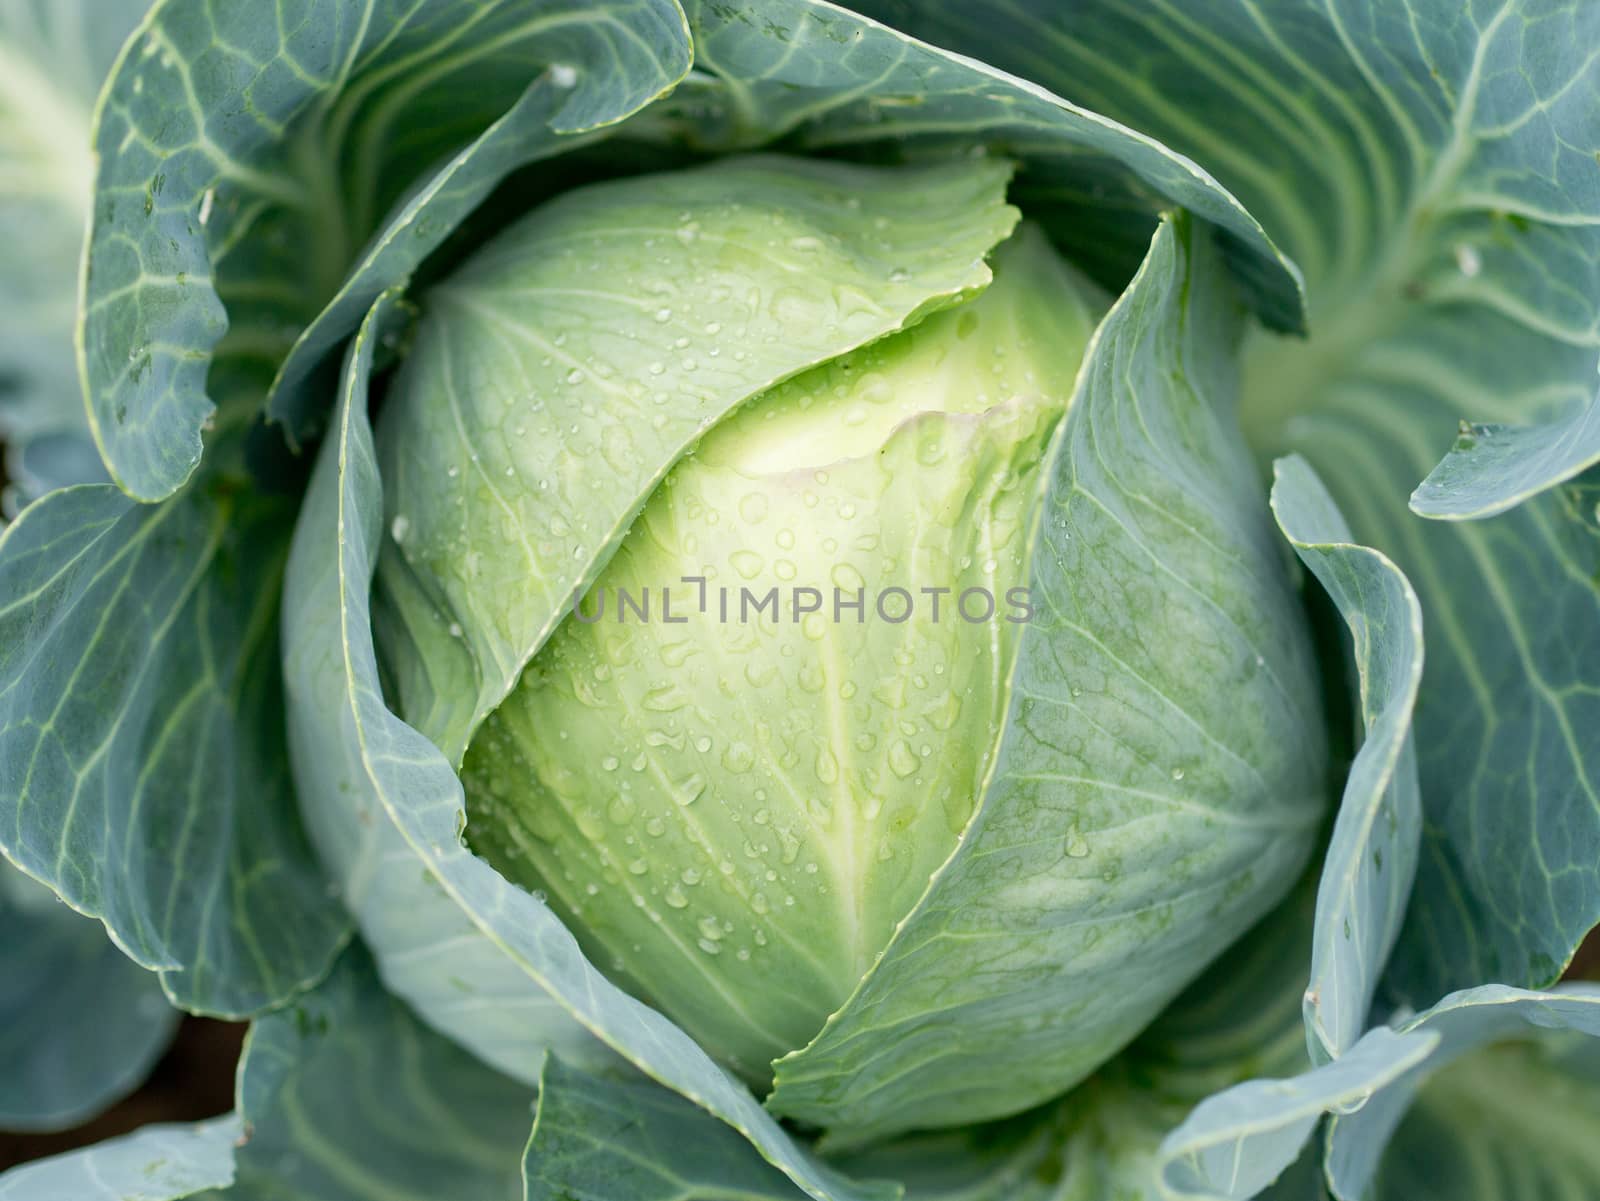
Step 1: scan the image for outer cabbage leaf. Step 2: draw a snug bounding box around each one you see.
[0,859,177,1132]
[1155,907,1600,1199]
[854,0,1600,1002]
[80,0,693,501]
[0,940,545,1201]
[1270,457,1424,1062]
[1159,1028,1434,1201]
[0,480,347,1014]
[285,289,609,1082]
[0,0,144,513]
[203,943,538,1201]
[1159,983,1600,1200]
[668,0,1305,330]
[1361,1015,1600,1201]
[263,51,691,445]
[284,292,894,1201]
[1327,983,1600,1200]
[1120,453,1430,1198]
[524,854,1327,1201]
[79,0,1311,507]
[0,1117,241,1201]
[526,1056,811,1201]
[767,215,1324,1141]
[1411,398,1600,520]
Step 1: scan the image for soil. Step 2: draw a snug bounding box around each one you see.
[0,1018,244,1172]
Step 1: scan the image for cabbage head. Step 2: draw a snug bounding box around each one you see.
[1,2,1598,1200]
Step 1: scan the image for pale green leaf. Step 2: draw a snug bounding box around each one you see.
[454,219,1099,1083]
[283,291,894,1201]
[375,153,1020,767]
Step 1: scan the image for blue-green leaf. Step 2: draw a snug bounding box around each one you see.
[526,1056,810,1201]
[284,288,610,1084]
[213,942,537,1201]
[1363,1017,1600,1201]
[3,432,108,518]
[858,0,1600,1002]
[0,859,177,1132]
[0,0,145,514]
[1152,980,1600,1201]
[674,0,1304,331]
[1137,454,1432,1197]
[0,0,145,429]
[0,482,347,1014]
[0,1116,241,1201]
[1328,984,1600,1201]
[0,939,545,1200]
[1271,456,1424,1061]
[1410,393,1600,519]
[83,0,1315,508]
[1159,1026,1436,1201]
[80,0,693,501]
[264,47,691,445]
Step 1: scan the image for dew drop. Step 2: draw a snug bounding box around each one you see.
[888,740,919,778]
[739,492,770,524]
[815,748,839,784]
[777,827,801,864]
